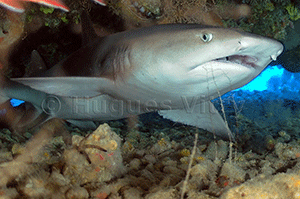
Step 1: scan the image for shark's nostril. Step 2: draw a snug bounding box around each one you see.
[237,41,245,51]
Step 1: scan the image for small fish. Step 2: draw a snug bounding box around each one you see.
[0,0,106,13]
[0,0,69,12]
[92,0,106,6]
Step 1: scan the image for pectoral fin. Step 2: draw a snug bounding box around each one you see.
[158,101,234,140]
[11,77,112,97]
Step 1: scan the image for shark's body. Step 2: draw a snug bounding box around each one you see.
[1,15,283,139]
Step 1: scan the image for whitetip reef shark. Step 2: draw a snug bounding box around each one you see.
[0,12,283,140]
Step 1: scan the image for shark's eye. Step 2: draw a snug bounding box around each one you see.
[201,33,213,42]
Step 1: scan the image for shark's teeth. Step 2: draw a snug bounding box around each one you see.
[271,55,277,61]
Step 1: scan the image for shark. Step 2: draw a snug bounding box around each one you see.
[0,12,283,139]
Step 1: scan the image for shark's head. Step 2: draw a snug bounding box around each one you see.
[124,24,283,101]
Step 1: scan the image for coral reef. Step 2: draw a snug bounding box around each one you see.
[1,1,300,198]
[0,9,25,73]
[63,123,125,185]
[286,3,300,21]
[0,123,125,198]
[0,105,300,198]
[107,0,253,29]
[220,173,300,199]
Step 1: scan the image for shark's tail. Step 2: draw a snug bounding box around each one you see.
[0,100,49,133]
[0,75,54,133]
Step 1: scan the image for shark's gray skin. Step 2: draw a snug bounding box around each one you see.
[1,15,283,139]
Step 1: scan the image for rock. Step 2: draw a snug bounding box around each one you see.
[220,162,247,183]
[63,124,125,185]
[190,160,218,181]
[145,188,178,199]
[123,187,143,199]
[143,154,157,164]
[275,142,300,160]
[50,169,70,186]
[0,187,19,199]
[163,166,185,176]
[65,186,89,199]
[129,158,142,170]
[0,151,13,162]
[149,138,172,155]
[220,173,300,199]
[205,140,229,161]
[20,170,51,198]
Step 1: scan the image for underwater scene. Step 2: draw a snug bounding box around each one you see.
[1,0,300,198]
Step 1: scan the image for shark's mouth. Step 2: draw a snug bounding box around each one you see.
[215,55,258,68]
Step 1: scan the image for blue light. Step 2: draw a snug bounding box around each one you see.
[231,64,300,100]
[235,65,288,92]
[10,99,25,107]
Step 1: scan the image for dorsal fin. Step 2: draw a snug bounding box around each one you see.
[81,11,98,46]
[24,50,47,77]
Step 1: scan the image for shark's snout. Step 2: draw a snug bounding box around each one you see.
[271,48,284,61]
[232,35,284,69]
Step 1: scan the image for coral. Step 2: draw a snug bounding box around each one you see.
[220,162,247,183]
[220,173,300,199]
[145,188,177,199]
[278,130,291,142]
[149,137,172,154]
[108,0,163,29]
[65,186,89,199]
[123,187,143,199]
[190,160,218,181]
[265,135,276,150]
[0,151,13,162]
[0,9,25,73]
[286,3,300,21]
[122,140,135,152]
[275,142,300,160]
[39,7,55,14]
[107,0,253,29]
[259,160,275,176]
[20,170,51,198]
[2,118,300,198]
[0,187,18,198]
[221,0,291,40]
[64,123,125,185]
[179,148,191,157]
[129,158,142,170]
[25,3,81,31]
[205,140,229,162]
